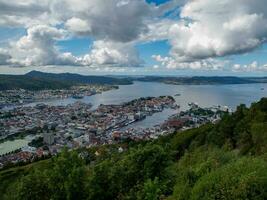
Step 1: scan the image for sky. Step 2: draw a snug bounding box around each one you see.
[0,0,267,76]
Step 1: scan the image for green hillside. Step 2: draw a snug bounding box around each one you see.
[0,74,74,90]
[135,76,264,85]
[0,71,133,91]
[26,71,133,85]
[2,98,267,199]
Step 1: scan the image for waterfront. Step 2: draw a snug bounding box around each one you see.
[120,108,178,130]
[1,81,267,159]
[22,81,267,110]
[0,96,177,159]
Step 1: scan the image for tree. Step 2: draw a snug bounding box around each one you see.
[6,148,88,200]
[191,158,267,200]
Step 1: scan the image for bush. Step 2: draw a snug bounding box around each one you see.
[169,147,236,200]
[191,157,267,200]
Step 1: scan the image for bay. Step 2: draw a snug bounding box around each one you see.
[22,81,267,110]
[1,82,267,154]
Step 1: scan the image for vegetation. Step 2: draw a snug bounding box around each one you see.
[135,76,267,85]
[0,71,133,91]
[2,71,267,91]
[0,74,73,90]
[28,137,44,148]
[2,98,267,199]
[26,71,133,86]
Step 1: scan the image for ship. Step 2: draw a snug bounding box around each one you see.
[72,94,84,99]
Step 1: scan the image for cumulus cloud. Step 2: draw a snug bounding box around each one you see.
[80,40,142,67]
[0,48,11,65]
[152,55,226,71]
[65,17,91,35]
[0,0,55,27]
[0,24,143,67]
[232,61,267,72]
[6,25,80,66]
[0,0,175,68]
[166,0,267,63]
[52,0,178,43]
[1,0,267,70]
[0,0,180,40]
[147,0,267,71]
[139,19,175,42]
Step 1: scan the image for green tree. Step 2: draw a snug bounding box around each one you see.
[137,178,163,200]
[191,157,267,200]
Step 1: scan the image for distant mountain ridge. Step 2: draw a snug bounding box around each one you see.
[0,74,73,91]
[134,76,265,85]
[26,71,132,85]
[0,71,133,90]
[0,71,267,90]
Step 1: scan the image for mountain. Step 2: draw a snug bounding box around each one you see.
[0,74,73,90]
[135,76,262,85]
[1,71,267,91]
[26,71,133,85]
[0,71,133,90]
[2,98,267,199]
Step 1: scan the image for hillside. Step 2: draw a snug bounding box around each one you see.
[26,71,133,85]
[0,71,133,91]
[1,72,267,91]
[2,98,267,199]
[135,76,263,85]
[0,74,73,90]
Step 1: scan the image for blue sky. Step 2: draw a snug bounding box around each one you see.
[0,0,267,76]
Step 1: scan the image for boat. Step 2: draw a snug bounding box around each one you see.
[174,93,181,96]
[72,95,84,99]
[261,88,264,91]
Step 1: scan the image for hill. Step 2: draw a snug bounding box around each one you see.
[26,71,133,85]
[1,71,267,91]
[2,98,267,199]
[0,71,133,91]
[0,74,73,90]
[135,76,263,85]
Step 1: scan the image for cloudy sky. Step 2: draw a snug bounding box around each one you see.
[0,0,267,76]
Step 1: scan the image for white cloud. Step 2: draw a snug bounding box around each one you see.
[148,0,267,71]
[232,61,267,72]
[0,48,11,65]
[0,0,181,42]
[81,40,142,67]
[1,0,267,71]
[65,17,91,35]
[166,0,267,62]
[0,0,55,27]
[6,25,79,66]
[139,19,175,42]
[152,54,226,71]
[0,0,175,68]
[0,25,143,67]
[53,0,170,42]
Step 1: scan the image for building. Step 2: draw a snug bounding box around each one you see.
[43,132,55,145]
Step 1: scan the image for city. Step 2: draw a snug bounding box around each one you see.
[0,84,118,108]
[0,92,229,168]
